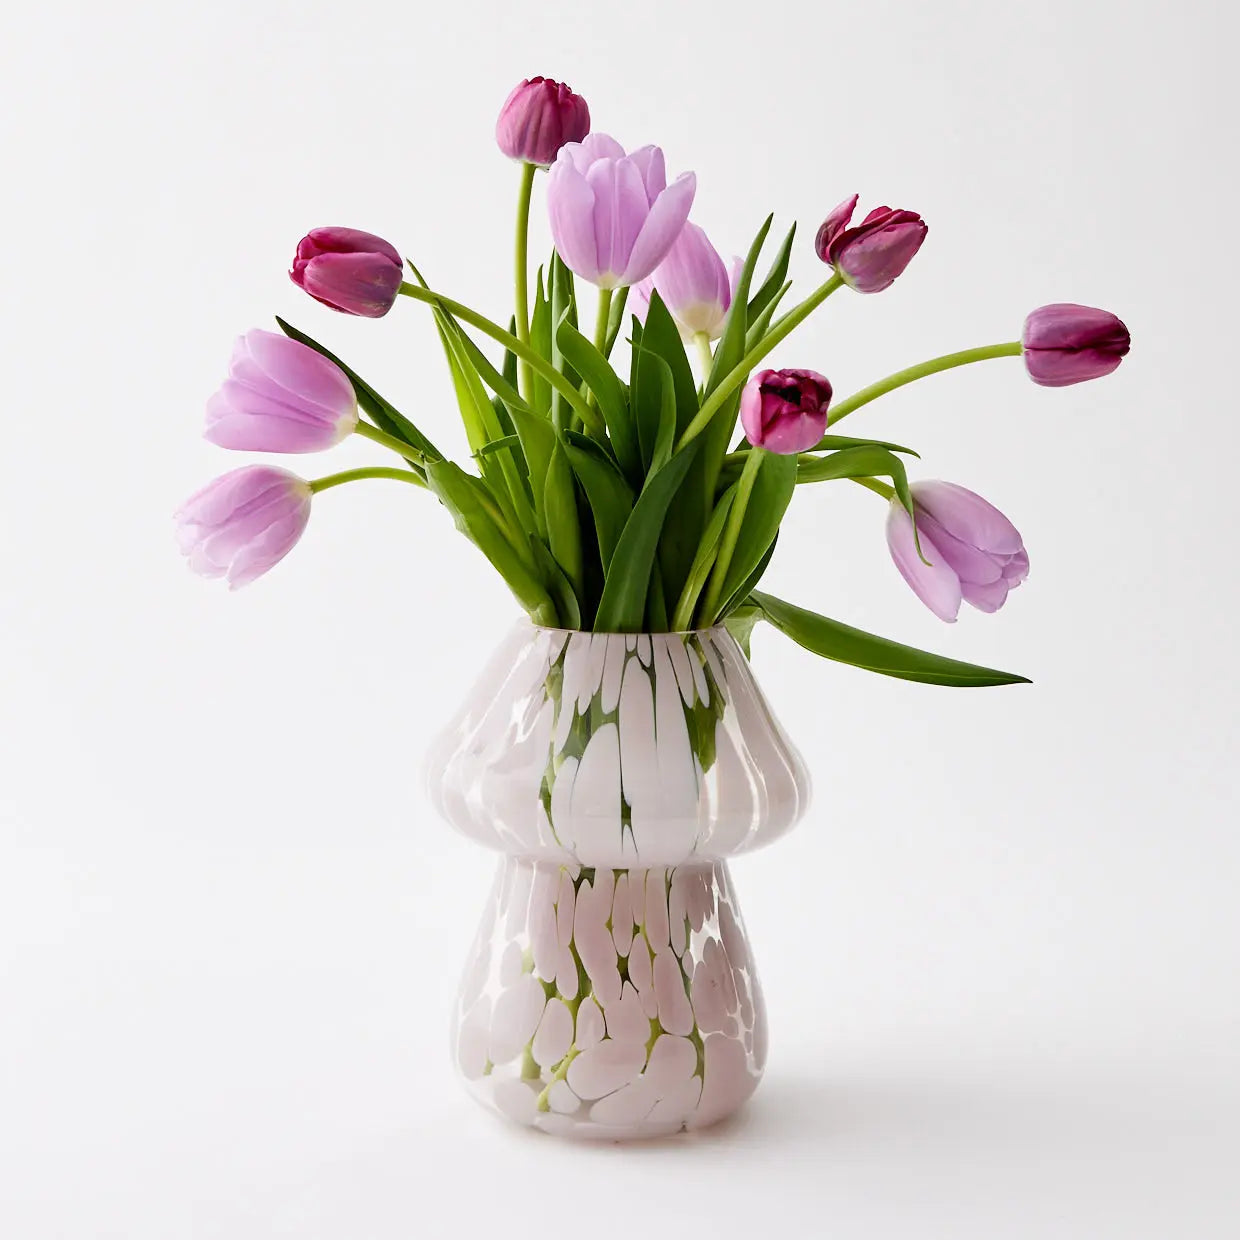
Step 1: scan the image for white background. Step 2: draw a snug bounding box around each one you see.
[4,0,1238,1235]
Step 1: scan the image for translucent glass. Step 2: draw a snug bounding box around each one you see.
[426,623,811,1139]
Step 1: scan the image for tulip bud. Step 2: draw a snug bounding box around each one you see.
[1021,303,1131,387]
[547,134,696,289]
[290,227,404,318]
[815,194,927,293]
[739,369,833,455]
[886,481,1028,622]
[632,222,737,341]
[496,76,591,166]
[175,466,313,589]
[205,329,358,453]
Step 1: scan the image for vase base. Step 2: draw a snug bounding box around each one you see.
[452,859,767,1142]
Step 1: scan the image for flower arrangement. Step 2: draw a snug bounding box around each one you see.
[177,76,1130,688]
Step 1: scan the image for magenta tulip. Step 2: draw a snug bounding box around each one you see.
[205,329,358,453]
[547,134,696,289]
[175,466,313,590]
[632,222,736,340]
[740,369,833,455]
[815,194,927,293]
[886,481,1028,622]
[495,76,590,166]
[290,227,403,318]
[1022,303,1131,387]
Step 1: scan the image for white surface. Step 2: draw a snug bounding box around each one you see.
[4,0,1238,1236]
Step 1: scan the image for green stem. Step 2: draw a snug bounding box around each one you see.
[594,287,614,355]
[698,447,765,623]
[396,282,607,438]
[851,475,895,500]
[826,342,1023,426]
[693,332,713,380]
[308,466,427,493]
[676,273,843,452]
[514,161,537,405]
[354,420,427,462]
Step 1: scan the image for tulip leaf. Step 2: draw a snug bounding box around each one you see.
[718,533,779,622]
[629,344,678,475]
[812,434,920,458]
[274,317,442,468]
[670,483,738,630]
[544,438,585,605]
[749,590,1031,687]
[747,221,796,323]
[425,461,556,624]
[632,290,698,441]
[562,433,635,570]
[708,214,772,399]
[593,441,702,633]
[506,404,556,537]
[530,270,552,412]
[723,602,763,658]
[745,280,792,352]
[701,452,797,625]
[474,434,523,460]
[528,537,582,630]
[556,315,633,463]
[549,253,580,429]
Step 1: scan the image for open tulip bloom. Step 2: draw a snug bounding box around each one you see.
[177,76,1131,688]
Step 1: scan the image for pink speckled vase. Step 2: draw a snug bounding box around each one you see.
[426,624,810,1140]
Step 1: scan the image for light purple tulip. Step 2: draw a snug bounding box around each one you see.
[290,227,404,318]
[815,194,927,293]
[632,223,737,340]
[205,329,358,453]
[496,76,590,166]
[886,481,1029,622]
[740,369,833,455]
[547,134,696,289]
[1022,303,1131,387]
[175,465,313,590]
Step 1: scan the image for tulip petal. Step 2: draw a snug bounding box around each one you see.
[547,161,600,282]
[620,172,696,287]
[815,194,858,260]
[886,504,962,623]
[298,251,404,318]
[562,132,625,174]
[911,481,1024,557]
[240,330,356,414]
[627,144,667,200]
[960,577,1013,614]
[586,156,647,287]
[913,511,1005,585]
[837,218,927,293]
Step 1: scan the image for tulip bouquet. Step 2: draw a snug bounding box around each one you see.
[178,76,1130,688]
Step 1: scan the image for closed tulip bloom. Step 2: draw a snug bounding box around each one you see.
[815,194,927,293]
[886,481,1029,622]
[290,227,404,318]
[495,76,590,166]
[632,222,736,340]
[547,134,696,289]
[740,369,833,454]
[1022,303,1131,387]
[175,466,313,590]
[205,329,358,453]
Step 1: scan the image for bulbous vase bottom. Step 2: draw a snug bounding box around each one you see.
[452,858,768,1141]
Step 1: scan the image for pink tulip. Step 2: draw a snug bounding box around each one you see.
[175,465,312,589]
[495,76,590,166]
[886,481,1028,622]
[205,329,358,453]
[632,222,737,340]
[739,369,833,454]
[547,134,696,289]
[815,194,927,293]
[290,227,403,318]
[1022,303,1131,387]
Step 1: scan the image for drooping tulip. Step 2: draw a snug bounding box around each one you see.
[886,481,1028,622]
[1021,303,1131,387]
[495,76,590,166]
[547,134,696,289]
[205,329,358,453]
[815,195,927,293]
[739,369,833,455]
[632,222,737,340]
[175,465,313,589]
[290,227,404,318]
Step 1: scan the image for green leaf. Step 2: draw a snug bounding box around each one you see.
[528,537,582,629]
[747,221,796,323]
[744,280,792,352]
[275,317,442,467]
[556,314,633,461]
[594,441,702,633]
[633,291,698,440]
[723,603,763,658]
[718,533,779,621]
[562,433,635,570]
[670,484,737,630]
[707,215,772,398]
[544,438,584,604]
[812,434,920,457]
[750,591,1031,687]
[705,452,797,623]
[529,270,551,413]
[506,403,556,536]
[549,253,579,429]
[474,434,522,460]
[425,460,555,623]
